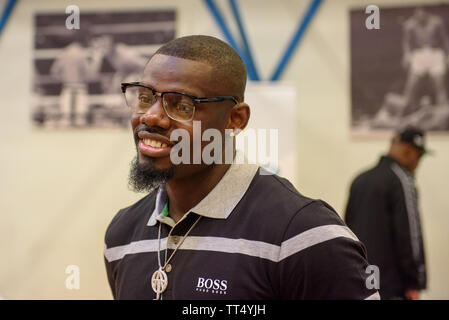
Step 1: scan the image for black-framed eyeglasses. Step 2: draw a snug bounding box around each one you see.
[121,82,239,122]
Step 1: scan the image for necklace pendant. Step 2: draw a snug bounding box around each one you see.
[151,267,168,300]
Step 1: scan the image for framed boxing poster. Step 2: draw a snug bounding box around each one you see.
[32,10,175,129]
[350,3,449,136]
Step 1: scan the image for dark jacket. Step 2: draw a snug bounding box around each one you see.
[345,156,426,298]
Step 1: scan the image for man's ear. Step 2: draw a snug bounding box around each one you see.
[227,102,250,132]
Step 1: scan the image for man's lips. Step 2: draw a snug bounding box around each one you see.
[136,131,173,158]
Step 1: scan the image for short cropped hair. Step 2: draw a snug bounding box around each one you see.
[151,35,247,101]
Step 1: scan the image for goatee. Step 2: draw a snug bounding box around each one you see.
[128,156,174,193]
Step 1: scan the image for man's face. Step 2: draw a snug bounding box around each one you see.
[130,54,235,185]
[404,145,423,173]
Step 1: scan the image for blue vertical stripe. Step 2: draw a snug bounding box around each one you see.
[270,0,323,81]
[0,0,18,38]
[203,0,257,81]
[229,0,260,81]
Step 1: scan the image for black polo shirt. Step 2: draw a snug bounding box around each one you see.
[104,163,379,300]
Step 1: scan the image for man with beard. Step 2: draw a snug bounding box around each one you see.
[103,35,379,300]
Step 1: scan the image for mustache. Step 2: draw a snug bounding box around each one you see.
[134,124,170,139]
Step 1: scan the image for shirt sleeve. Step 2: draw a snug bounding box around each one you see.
[104,209,125,300]
[104,256,117,299]
[277,201,380,300]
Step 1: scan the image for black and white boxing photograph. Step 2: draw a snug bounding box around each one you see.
[351,3,449,134]
[32,10,175,128]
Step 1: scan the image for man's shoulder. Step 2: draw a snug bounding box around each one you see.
[249,173,376,299]
[104,191,157,248]
[248,171,314,212]
[352,160,400,187]
[246,171,345,232]
[429,14,443,26]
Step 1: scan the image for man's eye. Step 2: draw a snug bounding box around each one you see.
[139,94,156,104]
[177,104,194,112]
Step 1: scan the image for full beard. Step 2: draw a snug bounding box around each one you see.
[128,155,174,193]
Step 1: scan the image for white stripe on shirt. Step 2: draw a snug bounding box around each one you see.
[104,224,360,262]
[391,163,421,261]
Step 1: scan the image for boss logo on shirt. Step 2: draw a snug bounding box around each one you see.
[195,277,228,295]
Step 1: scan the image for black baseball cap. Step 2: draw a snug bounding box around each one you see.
[397,126,432,155]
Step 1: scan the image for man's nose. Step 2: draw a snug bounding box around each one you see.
[140,99,170,128]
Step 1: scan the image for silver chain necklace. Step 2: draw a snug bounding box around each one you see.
[151,215,202,300]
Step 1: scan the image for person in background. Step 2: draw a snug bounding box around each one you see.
[50,39,91,127]
[401,7,449,113]
[345,126,429,300]
[89,35,147,93]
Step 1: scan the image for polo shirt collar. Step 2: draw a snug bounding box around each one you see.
[147,162,259,226]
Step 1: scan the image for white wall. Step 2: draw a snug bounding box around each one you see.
[0,0,448,299]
